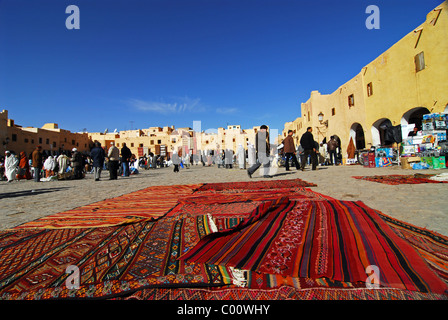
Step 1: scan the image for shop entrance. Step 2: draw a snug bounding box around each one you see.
[349,123,366,149]
[371,118,393,146]
[401,107,431,129]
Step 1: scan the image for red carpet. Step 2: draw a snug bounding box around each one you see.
[1,178,447,299]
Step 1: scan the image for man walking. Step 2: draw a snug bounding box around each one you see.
[247,125,271,178]
[91,141,105,181]
[121,143,132,177]
[282,130,300,171]
[108,142,120,180]
[300,127,317,171]
[31,145,43,182]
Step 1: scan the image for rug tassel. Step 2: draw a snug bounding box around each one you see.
[207,214,218,233]
[229,267,247,288]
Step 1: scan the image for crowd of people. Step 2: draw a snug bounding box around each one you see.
[1,126,343,183]
[0,141,143,183]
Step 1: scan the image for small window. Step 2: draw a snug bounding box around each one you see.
[52,142,56,148]
[307,112,310,121]
[367,82,373,96]
[415,52,425,72]
[72,140,75,145]
[348,94,355,107]
[332,108,336,116]
[46,138,50,144]
[24,138,29,143]
[11,134,17,142]
[139,143,143,147]
[157,140,161,144]
[130,143,134,147]
[150,140,154,145]
[39,137,43,144]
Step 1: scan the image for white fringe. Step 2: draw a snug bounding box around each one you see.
[207,214,218,233]
[229,267,247,288]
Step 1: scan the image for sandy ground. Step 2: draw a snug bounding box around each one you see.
[1,164,447,236]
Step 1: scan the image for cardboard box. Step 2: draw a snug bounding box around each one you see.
[401,156,421,170]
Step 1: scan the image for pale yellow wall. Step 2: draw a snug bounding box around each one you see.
[284,1,448,154]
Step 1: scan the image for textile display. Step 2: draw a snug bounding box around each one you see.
[1,178,447,300]
[14,184,201,229]
[180,198,447,294]
[0,215,232,299]
[196,178,317,192]
[352,174,448,185]
[120,285,448,301]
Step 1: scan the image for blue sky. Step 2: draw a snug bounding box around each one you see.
[0,0,443,134]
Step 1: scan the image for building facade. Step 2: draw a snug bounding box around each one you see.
[283,2,448,158]
[1,109,91,156]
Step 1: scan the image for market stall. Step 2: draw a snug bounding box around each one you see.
[400,112,447,170]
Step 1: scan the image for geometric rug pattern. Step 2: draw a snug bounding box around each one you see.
[0,178,447,300]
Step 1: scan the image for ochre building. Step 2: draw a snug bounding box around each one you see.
[283,1,448,157]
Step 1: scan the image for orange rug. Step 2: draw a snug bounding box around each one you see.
[14,184,202,229]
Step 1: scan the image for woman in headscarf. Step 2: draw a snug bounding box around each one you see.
[16,151,32,180]
[4,151,18,182]
[43,155,56,177]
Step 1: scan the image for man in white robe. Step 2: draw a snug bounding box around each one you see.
[247,143,256,167]
[237,144,246,169]
[4,151,18,182]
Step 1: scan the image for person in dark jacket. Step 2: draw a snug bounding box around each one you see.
[91,142,105,181]
[247,125,271,178]
[31,145,43,182]
[70,148,84,179]
[327,136,339,165]
[300,127,317,171]
[121,143,132,177]
[282,130,300,171]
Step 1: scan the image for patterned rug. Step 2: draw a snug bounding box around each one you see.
[352,174,448,185]
[119,285,448,300]
[196,178,317,192]
[180,198,448,295]
[0,214,234,299]
[1,177,447,300]
[13,184,201,229]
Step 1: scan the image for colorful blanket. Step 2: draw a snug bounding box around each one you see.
[14,184,201,229]
[352,175,448,185]
[1,178,447,300]
[179,198,447,294]
[0,215,233,299]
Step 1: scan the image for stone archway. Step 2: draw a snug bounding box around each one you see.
[400,107,430,138]
[371,118,392,146]
[401,107,431,127]
[349,123,366,150]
